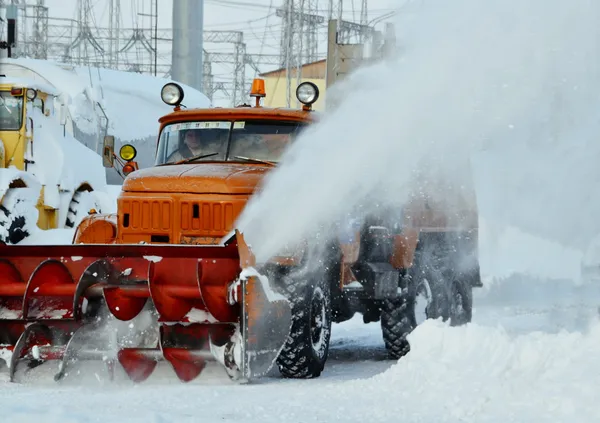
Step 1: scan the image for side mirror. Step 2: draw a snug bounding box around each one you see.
[102,135,115,168]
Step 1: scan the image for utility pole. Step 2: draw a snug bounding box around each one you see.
[172,0,204,92]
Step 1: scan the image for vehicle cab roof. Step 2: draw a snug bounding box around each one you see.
[158,105,320,126]
[0,76,60,96]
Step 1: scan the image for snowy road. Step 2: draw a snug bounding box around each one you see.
[1,272,598,423]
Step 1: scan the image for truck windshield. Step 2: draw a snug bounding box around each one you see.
[0,92,24,131]
[155,120,305,166]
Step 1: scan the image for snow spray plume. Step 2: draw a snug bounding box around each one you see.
[237,0,600,263]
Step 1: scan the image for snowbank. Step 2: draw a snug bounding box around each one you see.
[18,228,75,245]
[14,183,122,244]
[26,106,107,196]
[1,58,211,183]
[353,318,600,422]
[1,57,211,142]
[72,65,211,142]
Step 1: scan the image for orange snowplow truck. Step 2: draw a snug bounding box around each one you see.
[0,79,481,384]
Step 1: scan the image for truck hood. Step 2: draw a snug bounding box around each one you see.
[122,163,270,195]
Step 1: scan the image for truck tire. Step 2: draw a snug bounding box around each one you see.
[380,292,415,359]
[0,188,31,245]
[448,279,473,326]
[276,273,332,379]
[65,190,102,229]
[415,233,474,326]
[423,267,473,326]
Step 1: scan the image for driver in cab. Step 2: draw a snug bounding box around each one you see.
[170,128,219,162]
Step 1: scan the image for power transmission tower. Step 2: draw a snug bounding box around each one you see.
[108,0,120,69]
[0,0,48,58]
[29,0,48,58]
[360,0,368,42]
[329,0,372,43]
[277,0,324,107]
[70,0,104,66]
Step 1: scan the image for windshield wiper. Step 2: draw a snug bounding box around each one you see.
[175,152,219,165]
[234,156,276,166]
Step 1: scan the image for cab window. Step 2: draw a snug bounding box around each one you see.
[0,92,24,131]
[155,121,230,165]
[228,121,301,162]
[154,119,305,165]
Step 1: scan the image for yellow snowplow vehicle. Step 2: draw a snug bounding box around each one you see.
[0,76,108,244]
[0,79,480,383]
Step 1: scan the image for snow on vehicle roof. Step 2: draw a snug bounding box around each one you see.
[0,57,211,142]
[0,76,60,96]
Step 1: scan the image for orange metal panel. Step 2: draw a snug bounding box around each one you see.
[213,203,222,231]
[132,201,140,228]
[202,203,211,230]
[181,202,190,230]
[162,201,171,230]
[151,201,160,229]
[224,203,234,231]
[142,202,150,230]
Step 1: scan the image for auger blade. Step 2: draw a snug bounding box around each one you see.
[9,322,75,382]
[54,321,114,382]
[117,348,159,383]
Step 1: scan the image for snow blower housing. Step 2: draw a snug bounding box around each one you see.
[0,79,481,384]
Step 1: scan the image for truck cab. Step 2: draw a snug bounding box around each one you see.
[76,79,318,246]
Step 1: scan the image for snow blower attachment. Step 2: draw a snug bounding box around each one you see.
[0,231,292,383]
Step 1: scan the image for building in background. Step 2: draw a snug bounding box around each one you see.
[259,59,326,111]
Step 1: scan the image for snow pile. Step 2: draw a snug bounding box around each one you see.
[237,0,600,265]
[0,182,40,243]
[72,65,211,142]
[1,57,211,143]
[350,318,600,422]
[25,106,107,199]
[18,228,75,245]
[2,57,211,183]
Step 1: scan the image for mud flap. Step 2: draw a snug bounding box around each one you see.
[241,271,292,380]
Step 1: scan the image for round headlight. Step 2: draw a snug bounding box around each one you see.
[296,82,319,106]
[161,82,184,106]
[119,144,137,161]
[26,88,37,101]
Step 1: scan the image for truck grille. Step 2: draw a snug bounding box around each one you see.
[180,201,236,232]
[121,199,172,231]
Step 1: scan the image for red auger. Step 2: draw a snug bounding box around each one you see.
[0,231,292,383]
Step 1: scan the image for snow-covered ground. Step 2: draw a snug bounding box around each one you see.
[1,219,598,423]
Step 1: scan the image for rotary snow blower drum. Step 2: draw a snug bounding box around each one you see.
[0,231,292,383]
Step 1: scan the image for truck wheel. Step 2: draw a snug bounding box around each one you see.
[448,279,472,326]
[276,273,332,379]
[0,188,32,244]
[380,289,416,360]
[65,190,102,229]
